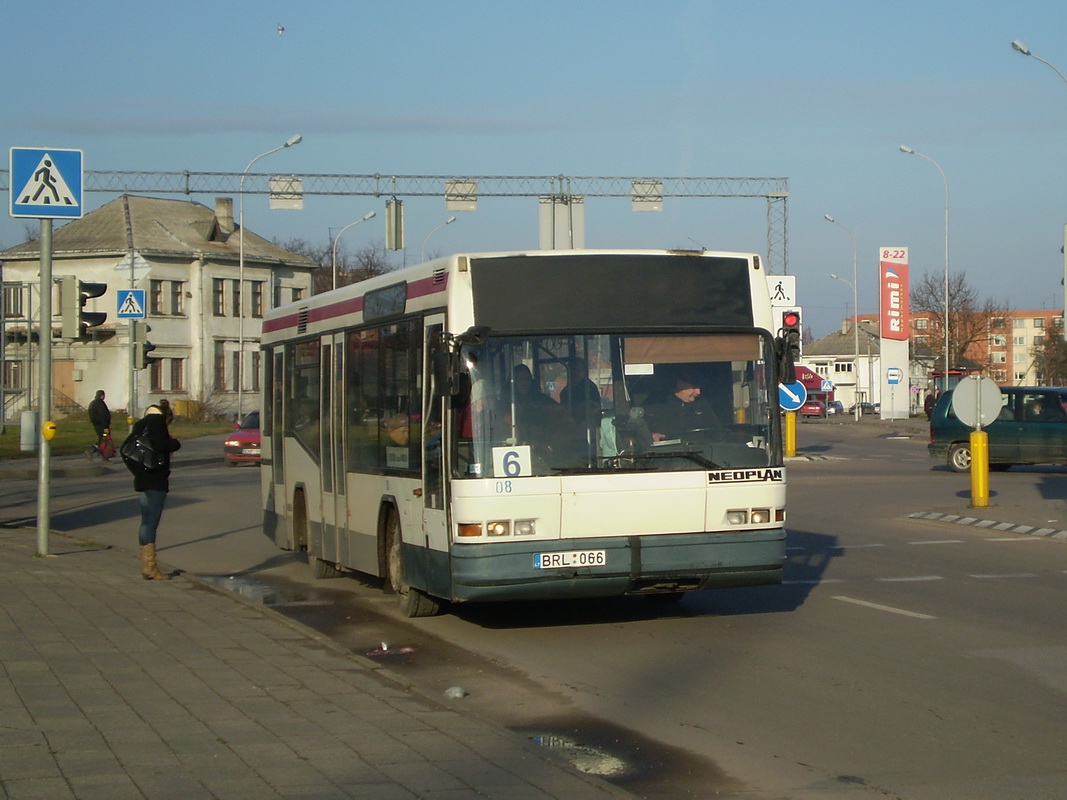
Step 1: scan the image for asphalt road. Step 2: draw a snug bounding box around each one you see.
[5,423,1067,799]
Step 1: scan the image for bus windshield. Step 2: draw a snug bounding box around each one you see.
[455,331,779,478]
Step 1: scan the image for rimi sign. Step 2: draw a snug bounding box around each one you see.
[879,247,910,420]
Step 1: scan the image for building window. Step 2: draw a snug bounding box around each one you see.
[213,279,225,316]
[915,318,928,330]
[992,334,1006,348]
[1034,318,1046,328]
[170,358,184,392]
[251,281,263,318]
[1014,352,1027,364]
[1014,318,1026,329]
[1035,335,1045,346]
[251,351,261,392]
[1013,336,1026,346]
[232,350,241,391]
[150,360,163,392]
[170,282,184,316]
[834,362,853,373]
[992,352,1007,363]
[150,280,164,314]
[3,359,24,389]
[1015,372,1028,382]
[231,280,241,318]
[214,342,226,390]
[2,284,24,318]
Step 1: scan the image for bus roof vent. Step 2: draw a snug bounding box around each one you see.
[432,267,447,284]
[297,307,309,334]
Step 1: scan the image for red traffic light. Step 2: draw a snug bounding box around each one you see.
[782,310,800,328]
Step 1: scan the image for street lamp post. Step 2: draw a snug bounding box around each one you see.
[421,216,457,262]
[825,215,861,420]
[331,211,377,290]
[900,145,950,392]
[1013,40,1067,341]
[238,134,302,419]
[830,272,862,421]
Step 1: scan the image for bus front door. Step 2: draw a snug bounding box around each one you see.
[422,317,450,592]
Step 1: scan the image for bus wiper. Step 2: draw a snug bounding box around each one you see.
[611,451,723,470]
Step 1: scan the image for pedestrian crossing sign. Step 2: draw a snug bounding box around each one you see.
[9,147,83,219]
[117,289,146,319]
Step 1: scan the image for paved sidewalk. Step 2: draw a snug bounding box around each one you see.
[0,528,633,800]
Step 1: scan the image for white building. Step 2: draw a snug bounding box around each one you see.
[0,195,315,419]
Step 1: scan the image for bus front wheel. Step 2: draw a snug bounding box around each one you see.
[384,508,441,618]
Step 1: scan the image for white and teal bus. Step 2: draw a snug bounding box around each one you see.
[260,250,791,616]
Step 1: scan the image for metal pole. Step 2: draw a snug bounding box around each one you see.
[900,146,950,391]
[331,211,376,290]
[237,135,302,420]
[37,219,52,557]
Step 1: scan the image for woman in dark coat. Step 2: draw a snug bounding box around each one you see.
[129,405,181,580]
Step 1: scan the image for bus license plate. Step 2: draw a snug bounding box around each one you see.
[534,550,606,569]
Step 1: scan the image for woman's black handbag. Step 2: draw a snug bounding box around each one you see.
[119,433,166,473]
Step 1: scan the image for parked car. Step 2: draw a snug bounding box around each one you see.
[800,399,826,418]
[826,400,845,416]
[929,387,1067,472]
[849,402,879,415]
[224,410,261,466]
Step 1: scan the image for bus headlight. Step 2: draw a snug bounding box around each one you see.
[514,519,536,536]
[750,508,771,525]
[487,520,510,537]
[727,510,748,525]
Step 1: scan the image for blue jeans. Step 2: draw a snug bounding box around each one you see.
[138,490,168,546]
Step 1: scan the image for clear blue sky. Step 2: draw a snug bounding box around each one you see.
[5,0,1067,338]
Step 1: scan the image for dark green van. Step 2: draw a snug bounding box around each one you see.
[929,386,1067,472]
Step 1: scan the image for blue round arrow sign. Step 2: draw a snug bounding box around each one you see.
[778,381,807,411]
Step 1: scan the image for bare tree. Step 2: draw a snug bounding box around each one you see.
[274,238,398,294]
[1032,320,1067,386]
[910,270,1009,371]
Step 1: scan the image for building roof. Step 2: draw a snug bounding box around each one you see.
[0,194,316,268]
[804,320,882,358]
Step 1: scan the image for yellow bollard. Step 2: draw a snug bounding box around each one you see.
[969,429,989,508]
[785,411,797,458]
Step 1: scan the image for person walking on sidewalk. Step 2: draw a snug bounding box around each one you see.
[127,405,181,581]
[87,389,112,460]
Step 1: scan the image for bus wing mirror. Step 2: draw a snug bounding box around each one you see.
[456,325,489,346]
[433,350,462,396]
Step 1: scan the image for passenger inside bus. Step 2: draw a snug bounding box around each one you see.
[559,358,602,431]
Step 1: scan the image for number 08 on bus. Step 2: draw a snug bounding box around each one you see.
[260,250,795,616]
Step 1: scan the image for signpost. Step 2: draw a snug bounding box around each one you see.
[951,375,1002,508]
[9,147,85,556]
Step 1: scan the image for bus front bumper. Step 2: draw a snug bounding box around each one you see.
[444,529,786,603]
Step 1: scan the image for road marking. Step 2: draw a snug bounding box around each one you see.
[876,575,943,582]
[832,595,936,620]
[782,578,844,585]
[984,537,1046,542]
[968,573,1039,580]
[909,539,964,545]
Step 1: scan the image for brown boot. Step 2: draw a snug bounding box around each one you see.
[140,544,171,581]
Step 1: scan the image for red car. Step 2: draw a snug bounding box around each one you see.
[224,410,261,465]
[800,400,826,418]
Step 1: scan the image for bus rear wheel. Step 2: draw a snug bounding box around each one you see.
[385,508,441,618]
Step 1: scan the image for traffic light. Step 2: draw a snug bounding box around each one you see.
[59,275,107,339]
[132,320,159,370]
[781,308,802,359]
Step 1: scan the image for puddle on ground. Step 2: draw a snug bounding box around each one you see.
[203,571,745,800]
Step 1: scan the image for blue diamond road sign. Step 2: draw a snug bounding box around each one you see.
[9,147,83,219]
